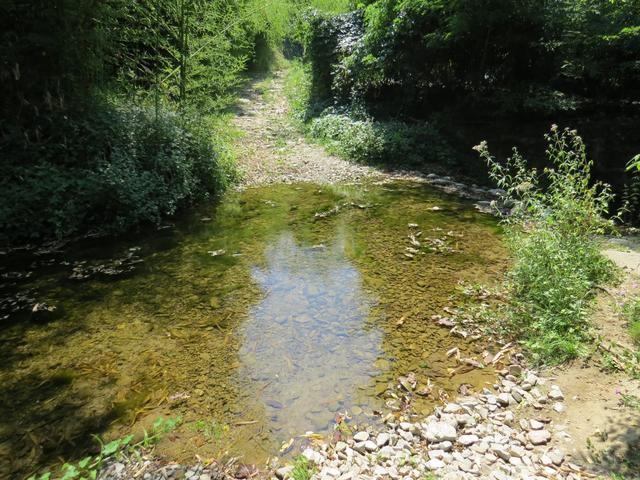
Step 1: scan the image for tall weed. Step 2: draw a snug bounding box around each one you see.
[475,126,617,363]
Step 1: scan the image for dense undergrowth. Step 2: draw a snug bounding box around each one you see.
[475,127,618,363]
[0,0,352,246]
[289,0,640,204]
[285,61,458,170]
[0,103,236,243]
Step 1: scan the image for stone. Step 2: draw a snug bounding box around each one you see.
[443,403,462,414]
[334,441,347,452]
[425,459,446,470]
[429,440,453,451]
[524,373,538,386]
[553,402,565,413]
[509,457,522,466]
[529,420,544,430]
[353,431,369,442]
[548,386,564,401]
[548,449,565,466]
[320,466,340,478]
[302,448,324,465]
[375,432,390,447]
[491,445,510,462]
[423,421,458,442]
[508,445,526,458]
[372,466,388,477]
[527,430,551,445]
[497,393,511,406]
[363,440,378,452]
[428,449,446,460]
[458,434,479,446]
[399,422,413,431]
[398,429,414,442]
[508,365,523,376]
[379,446,395,458]
[491,471,512,480]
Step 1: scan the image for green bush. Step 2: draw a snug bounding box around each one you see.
[475,126,617,363]
[0,101,235,245]
[308,111,454,167]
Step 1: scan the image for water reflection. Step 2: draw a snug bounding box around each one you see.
[238,232,383,437]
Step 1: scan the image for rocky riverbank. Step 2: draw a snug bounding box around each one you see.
[274,367,587,480]
[94,362,592,480]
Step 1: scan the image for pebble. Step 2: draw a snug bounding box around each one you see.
[528,430,552,445]
[353,431,369,442]
[549,386,565,400]
[549,449,565,466]
[529,419,544,430]
[425,459,446,470]
[363,440,378,452]
[375,432,390,447]
[458,434,479,446]
[276,466,293,479]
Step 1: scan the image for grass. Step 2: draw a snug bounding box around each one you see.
[291,455,314,480]
[623,296,640,345]
[27,416,182,480]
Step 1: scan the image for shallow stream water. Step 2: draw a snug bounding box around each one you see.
[0,181,505,477]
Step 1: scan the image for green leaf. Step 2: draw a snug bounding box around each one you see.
[61,464,80,480]
[101,439,121,456]
[78,456,92,469]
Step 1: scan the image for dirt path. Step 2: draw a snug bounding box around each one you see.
[232,71,384,187]
[546,239,640,477]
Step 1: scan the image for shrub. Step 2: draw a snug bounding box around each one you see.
[475,126,617,363]
[308,111,455,167]
[0,101,235,245]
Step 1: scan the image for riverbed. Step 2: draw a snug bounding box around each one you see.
[0,181,505,477]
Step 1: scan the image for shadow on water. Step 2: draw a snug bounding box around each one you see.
[0,181,506,477]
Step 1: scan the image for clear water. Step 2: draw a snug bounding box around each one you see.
[0,181,505,477]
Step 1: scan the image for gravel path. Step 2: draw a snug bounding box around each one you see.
[232,72,384,188]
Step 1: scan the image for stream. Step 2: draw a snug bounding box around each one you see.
[0,181,506,477]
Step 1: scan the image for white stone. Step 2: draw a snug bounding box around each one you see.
[375,432,390,447]
[549,386,564,401]
[527,430,551,445]
[549,449,565,466]
[458,434,479,446]
[529,419,544,430]
[443,403,462,414]
[399,422,412,431]
[363,440,378,452]
[276,466,293,479]
[372,466,388,477]
[353,431,369,442]
[425,459,446,470]
[302,448,324,465]
[422,421,458,442]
